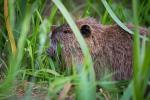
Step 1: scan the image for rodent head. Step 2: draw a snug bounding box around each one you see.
[47,18,103,66]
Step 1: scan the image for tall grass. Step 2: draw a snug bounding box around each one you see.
[0,0,150,99]
[52,0,96,99]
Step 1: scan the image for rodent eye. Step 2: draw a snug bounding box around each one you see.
[80,25,91,37]
[63,28,71,34]
[63,30,69,34]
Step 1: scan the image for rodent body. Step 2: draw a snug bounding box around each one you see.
[47,18,150,80]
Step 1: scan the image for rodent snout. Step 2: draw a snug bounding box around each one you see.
[47,37,61,59]
[47,47,56,58]
[47,39,57,58]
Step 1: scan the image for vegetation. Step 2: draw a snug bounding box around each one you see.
[0,0,150,99]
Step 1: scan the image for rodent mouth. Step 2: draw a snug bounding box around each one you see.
[47,45,63,65]
[47,47,56,59]
[47,38,57,58]
[47,38,63,61]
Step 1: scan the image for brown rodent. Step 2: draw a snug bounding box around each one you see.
[47,18,150,80]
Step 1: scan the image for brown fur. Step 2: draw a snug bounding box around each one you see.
[47,18,150,80]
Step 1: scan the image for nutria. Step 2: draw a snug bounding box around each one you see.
[47,18,150,80]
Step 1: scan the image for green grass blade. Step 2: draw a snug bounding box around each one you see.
[52,0,96,99]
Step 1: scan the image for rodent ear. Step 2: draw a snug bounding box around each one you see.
[80,25,91,37]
